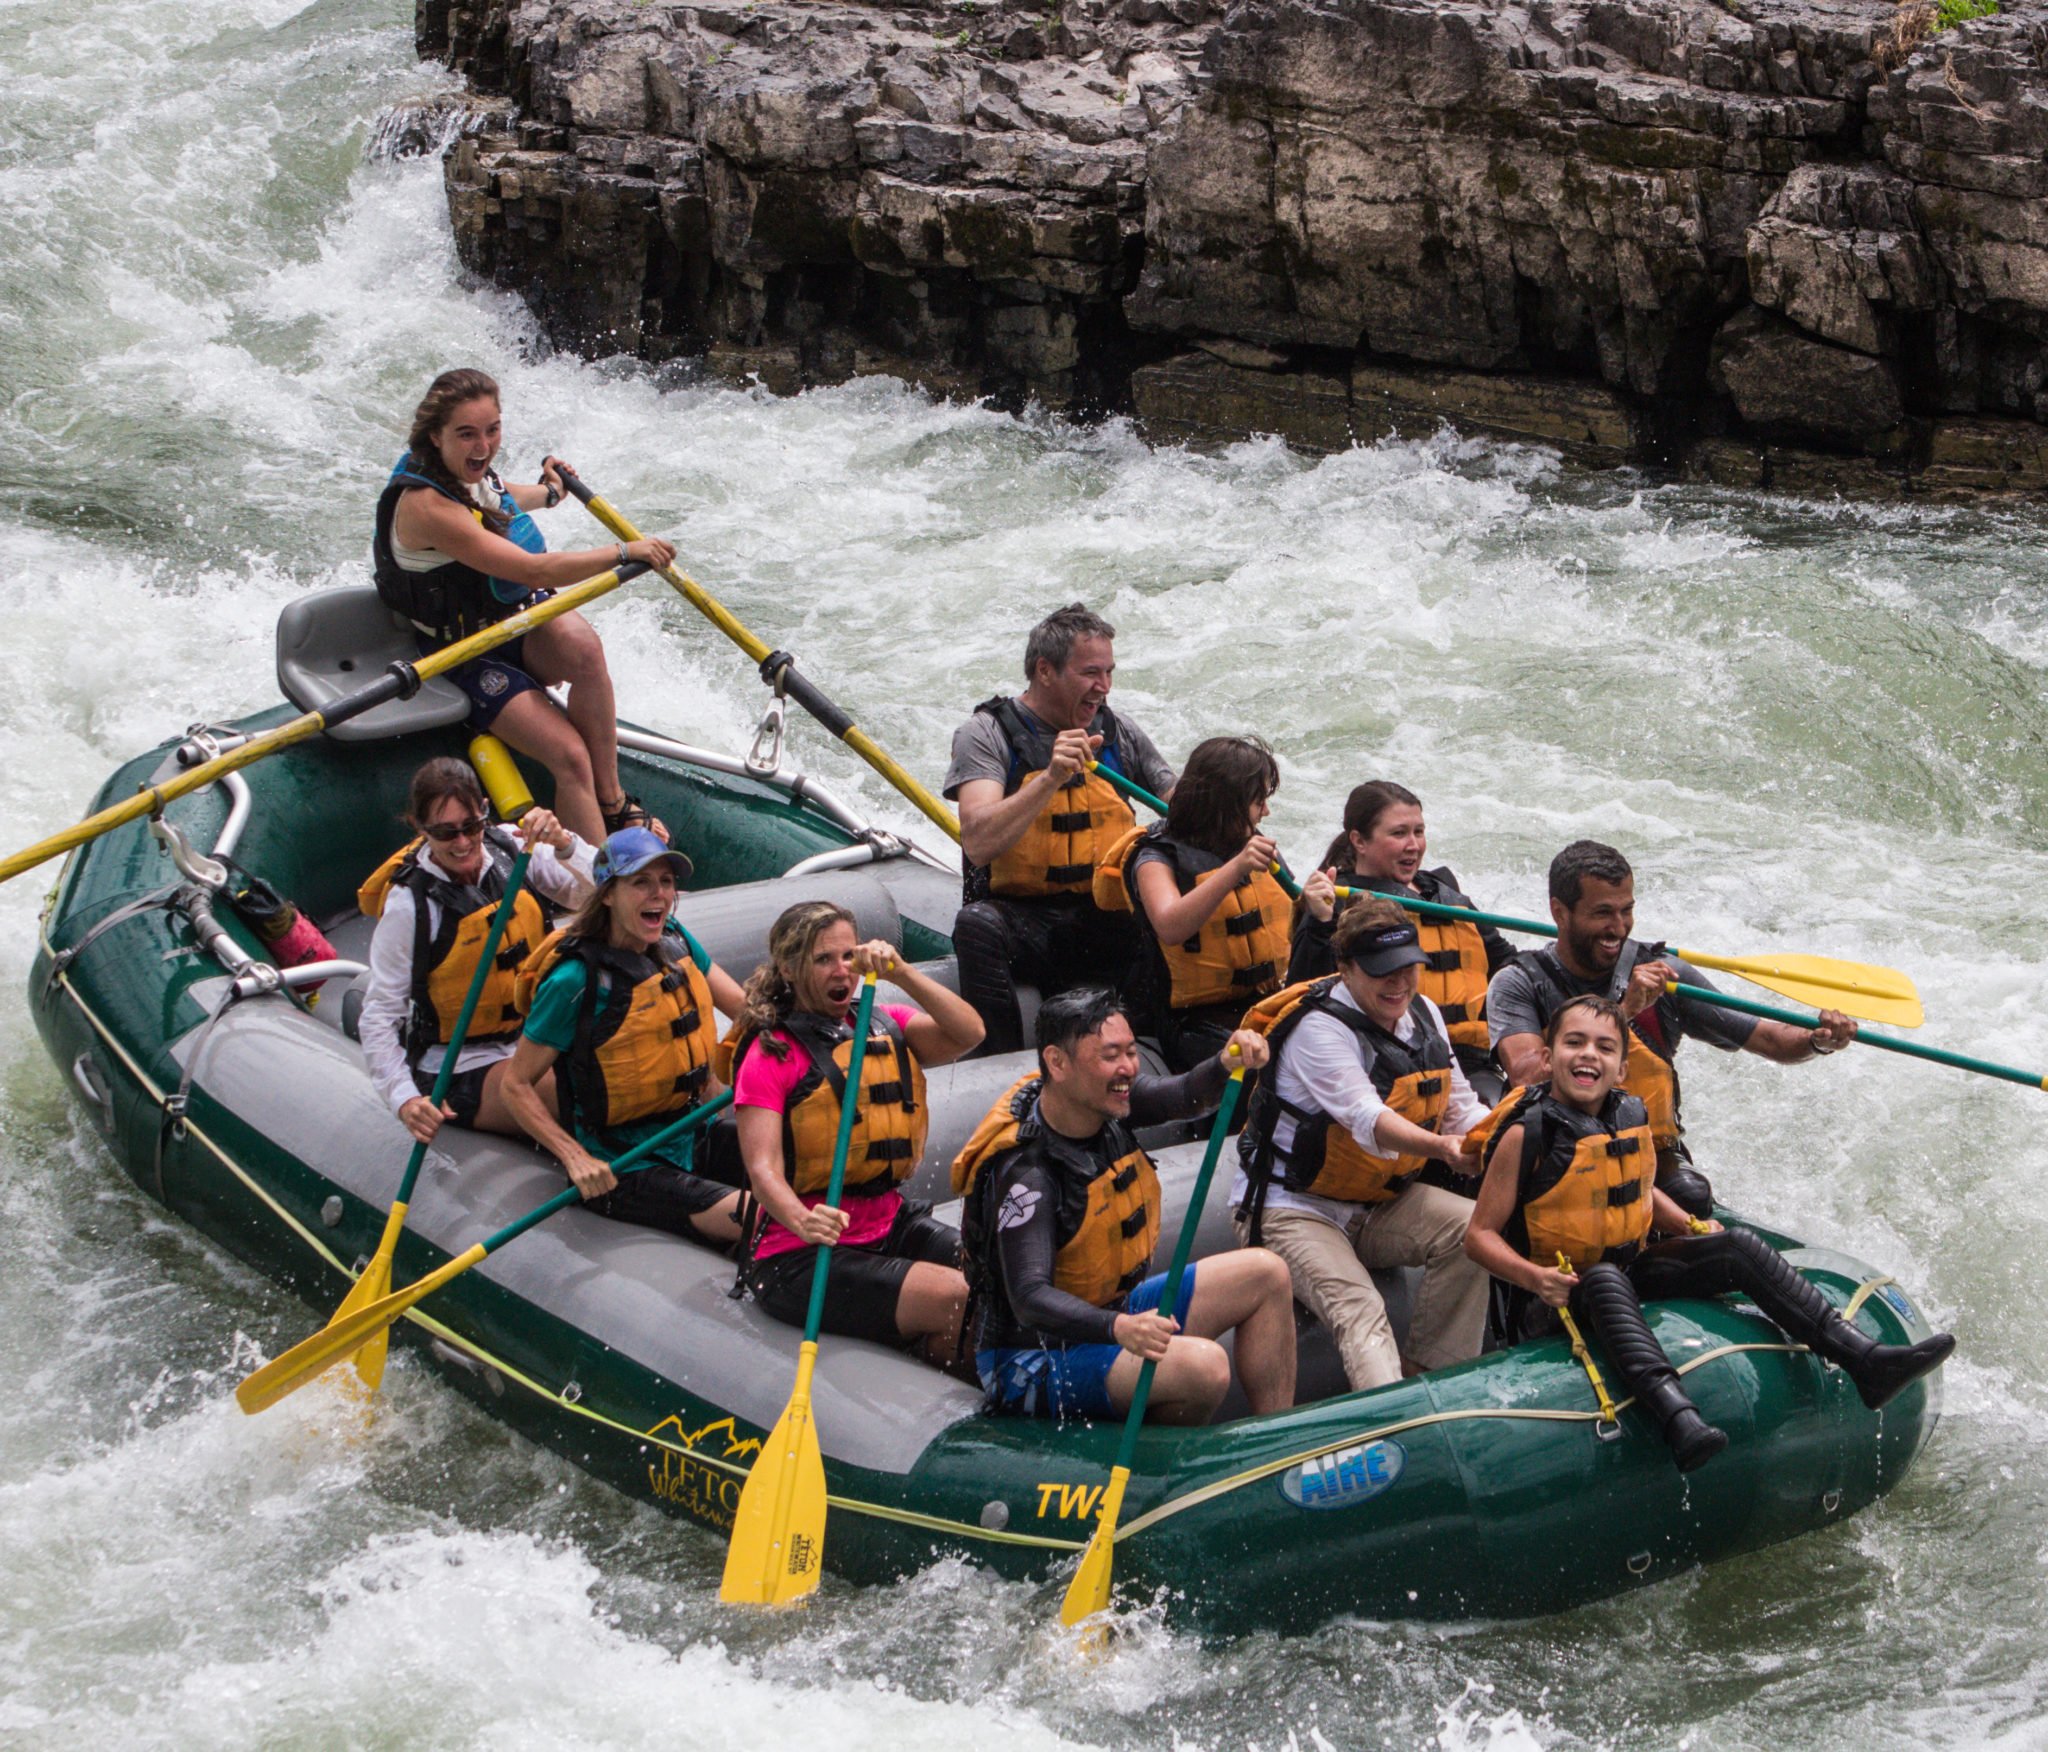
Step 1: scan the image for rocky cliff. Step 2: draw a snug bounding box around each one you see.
[420,0,2048,493]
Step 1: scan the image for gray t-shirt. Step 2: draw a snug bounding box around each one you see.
[942,700,1177,802]
[1485,941,1758,1055]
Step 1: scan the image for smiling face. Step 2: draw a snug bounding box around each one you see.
[603,865,676,951]
[1351,802,1425,884]
[1548,1006,1627,1112]
[1553,874,1635,977]
[1339,958,1421,1030]
[1042,1011,1142,1124]
[430,393,502,489]
[1028,633,1115,731]
[424,793,488,885]
[792,919,861,1020]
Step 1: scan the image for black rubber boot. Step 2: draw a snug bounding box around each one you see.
[1673,1226,1957,1412]
[1572,1264,1727,1473]
[1655,1155,1716,1221]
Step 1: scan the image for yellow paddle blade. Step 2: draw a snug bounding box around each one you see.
[720,1342,827,1607]
[1059,1466,1129,1631]
[1675,948,1924,1028]
[236,1244,485,1415]
[335,1250,394,1389]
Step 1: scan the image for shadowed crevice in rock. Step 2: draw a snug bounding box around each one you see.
[425,0,2048,496]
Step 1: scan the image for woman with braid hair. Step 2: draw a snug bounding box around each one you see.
[373,367,674,844]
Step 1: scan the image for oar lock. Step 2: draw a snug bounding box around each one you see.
[746,656,790,776]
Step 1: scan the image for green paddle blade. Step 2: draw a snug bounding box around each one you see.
[1675,948,1924,1028]
[1059,1464,1130,1630]
[236,1244,485,1415]
[720,1341,828,1607]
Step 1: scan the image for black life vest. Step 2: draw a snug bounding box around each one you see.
[371,456,543,646]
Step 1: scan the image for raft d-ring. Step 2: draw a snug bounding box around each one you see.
[1627,1551,1652,1576]
[1595,1416,1624,1442]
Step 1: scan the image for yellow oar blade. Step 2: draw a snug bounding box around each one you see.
[720,1342,828,1607]
[1679,949,1924,1028]
[235,1245,484,1415]
[334,1250,395,1389]
[1059,1466,1129,1629]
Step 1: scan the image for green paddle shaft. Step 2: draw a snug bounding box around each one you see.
[1666,981,2047,1090]
[393,846,533,1209]
[1106,1070,1246,1469]
[802,975,879,1342]
[470,1092,735,1256]
[1088,762,1167,817]
[1331,884,1551,939]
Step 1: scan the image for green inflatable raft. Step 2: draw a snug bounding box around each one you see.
[26,589,1946,1635]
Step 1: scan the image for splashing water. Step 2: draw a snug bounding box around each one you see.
[2,0,2048,1743]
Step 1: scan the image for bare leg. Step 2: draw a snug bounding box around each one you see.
[475,1061,559,1138]
[522,613,626,817]
[690,1190,744,1246]
[1104,1337,1232,1426]
[1181,1248,1297,1415]
[895,1262,970,1365]
[486,688,602,844]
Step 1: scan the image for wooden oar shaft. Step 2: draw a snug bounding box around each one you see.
[0,562,648,888]
[1666,980,2047,1090]
[555,468,962,846]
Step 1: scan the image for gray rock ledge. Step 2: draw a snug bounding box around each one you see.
[420,0,2048,496]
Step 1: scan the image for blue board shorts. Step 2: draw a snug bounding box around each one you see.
[417,624,546,731]
[978,1264,1199,1421]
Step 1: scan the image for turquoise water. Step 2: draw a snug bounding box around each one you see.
[2,0,2047,1743]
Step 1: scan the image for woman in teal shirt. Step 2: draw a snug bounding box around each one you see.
[503,828,748,1245]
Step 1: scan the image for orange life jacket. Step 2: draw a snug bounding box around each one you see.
[1484,1086,1657,1270]
[512,926,720,1138]
[1236,978,1452,1217]
[729,1010,929,1199]
[953,1073,1161,1312]
[357,828,545,1060]
[1511,948,1683,1151]
[968,697,1137,902]
[1096,826,1291,1011]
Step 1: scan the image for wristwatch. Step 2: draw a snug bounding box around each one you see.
[543,482,561,508]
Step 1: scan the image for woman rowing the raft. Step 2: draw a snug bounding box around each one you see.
[500,828,749,1247]
[373,367,674,844]
[1291,781,1514,1105]
[358,757,594,1144]
[1096,736,1293,1071]
[729,901,985,1367]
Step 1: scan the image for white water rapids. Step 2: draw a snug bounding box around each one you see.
[2,0,2047,1743]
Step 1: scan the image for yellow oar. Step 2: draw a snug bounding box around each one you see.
[0,560,649,888]
[1062,1066,1247,1633]
[720,973,880,1606]
[336,843,535,1390]
[1552,1255,1619,1426]
[1328,887,1923,1029]
[236,1095,730,1414]
[554,468,961,848]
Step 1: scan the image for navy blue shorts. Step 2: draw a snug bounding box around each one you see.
[978,1264,1199,1421]
[419,631,546,730]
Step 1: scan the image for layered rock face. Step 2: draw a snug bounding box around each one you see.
[425,0,2048,492]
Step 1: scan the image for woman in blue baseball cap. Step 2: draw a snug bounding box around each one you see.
[501,827,751,1246]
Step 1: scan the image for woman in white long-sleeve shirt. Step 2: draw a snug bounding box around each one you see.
[358,757,596,1143]
[1230,894,1493,1391]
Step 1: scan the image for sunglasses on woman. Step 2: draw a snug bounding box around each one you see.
[422,813,490,844]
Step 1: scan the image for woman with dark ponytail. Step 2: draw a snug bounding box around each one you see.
[373,368,674,845]
[1290,782,1514,1101]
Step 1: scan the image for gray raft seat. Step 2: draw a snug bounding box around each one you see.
[277,586,472,741]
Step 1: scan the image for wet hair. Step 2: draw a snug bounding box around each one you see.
[405,367,510,534]
[406,756,486,829]
[1023,603,1116,683]
[1542,994,1631,1058]
[1549,840,1633,910]
[1035,986,1129,1071]
[1331,894,1413,967]
[1316,780,1423,875]
[732,900,858,1042]
[1161,735,1280,860]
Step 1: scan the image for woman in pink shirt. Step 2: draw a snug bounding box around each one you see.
[731,901,985,1366]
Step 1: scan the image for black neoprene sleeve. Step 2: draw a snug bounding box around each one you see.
[990,1160,1123,1346]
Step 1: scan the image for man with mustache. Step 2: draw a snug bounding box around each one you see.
[945,604,1178,1055]
[1486,841,1858,1215]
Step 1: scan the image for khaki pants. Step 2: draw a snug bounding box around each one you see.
[1235,1185,1489,1390]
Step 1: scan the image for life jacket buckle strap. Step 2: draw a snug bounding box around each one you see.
[1231,961,1278,987]
[1222,910,1266,938]
[1048,810,1093,833]
[1043,861,1093,886]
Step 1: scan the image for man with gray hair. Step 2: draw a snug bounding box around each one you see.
[944,604,1178,1054]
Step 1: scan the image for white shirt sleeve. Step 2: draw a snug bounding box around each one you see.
[528,832,597,907]
[1417,995,1487,1137]
[1282,1007,1393,1153]
[361,886,424,1115]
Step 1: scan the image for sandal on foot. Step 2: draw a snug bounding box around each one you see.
[600,794,669,842]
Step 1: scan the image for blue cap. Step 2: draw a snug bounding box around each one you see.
[593,826,693,887]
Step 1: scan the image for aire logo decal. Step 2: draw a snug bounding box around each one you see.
[1278,1439,1405,1509]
